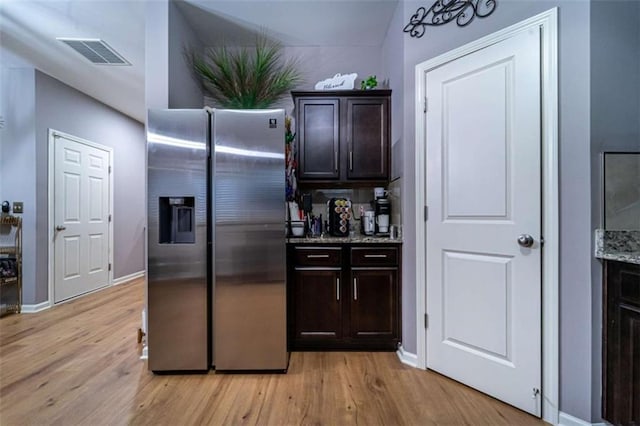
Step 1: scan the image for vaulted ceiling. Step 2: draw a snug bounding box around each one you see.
[1,0,399,123]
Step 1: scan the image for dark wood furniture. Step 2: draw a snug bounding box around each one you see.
[0,215,22,317]
[291,90,391,186]
[288,243,401,350]
[603,260,640,425]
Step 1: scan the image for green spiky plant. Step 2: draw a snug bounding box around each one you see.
[187,36,302,109]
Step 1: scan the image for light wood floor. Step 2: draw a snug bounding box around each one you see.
[0,278,545,425]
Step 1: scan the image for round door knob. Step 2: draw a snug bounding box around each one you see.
[517,234,534,248]
[56,225,66,231]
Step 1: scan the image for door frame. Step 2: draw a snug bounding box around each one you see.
[47,129,114,304]
[414,9,558,424]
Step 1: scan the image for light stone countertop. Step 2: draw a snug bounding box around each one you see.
[287,235,402,244]
[595,229,640,265]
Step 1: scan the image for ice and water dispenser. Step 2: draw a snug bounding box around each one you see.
[158,197,195,244]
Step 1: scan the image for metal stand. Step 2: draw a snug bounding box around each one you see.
[0,215,22,317]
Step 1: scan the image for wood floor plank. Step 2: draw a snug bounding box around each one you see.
[0,278,546,425]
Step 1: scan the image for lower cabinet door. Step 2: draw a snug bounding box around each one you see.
[294,269,342,343]
[349,269,398,342]
[604,261,640,425]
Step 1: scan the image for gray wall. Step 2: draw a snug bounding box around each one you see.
[394,0,595,422]
[381,1,410,351]
[32,71,146,303]
[169,1,204,108]
[590,1,640,420]
[284,45,382,95]
[0,68,37,303]
[146,0,169,110]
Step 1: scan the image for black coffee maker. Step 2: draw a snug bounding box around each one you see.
[374,197,391,235]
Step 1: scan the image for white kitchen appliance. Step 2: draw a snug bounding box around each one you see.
[363,211,375,235]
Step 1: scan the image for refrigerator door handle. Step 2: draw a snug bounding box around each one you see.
[336,277,340,301]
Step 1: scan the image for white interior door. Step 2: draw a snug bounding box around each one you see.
[54,134,111,303]
[425,27,542,415]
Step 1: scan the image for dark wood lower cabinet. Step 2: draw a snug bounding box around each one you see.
[293,269,342,343]
[603,260,640,426]
[350,269,398,341]
[288,244,401,351]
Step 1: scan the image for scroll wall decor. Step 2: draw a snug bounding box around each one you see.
[404,0,497,38]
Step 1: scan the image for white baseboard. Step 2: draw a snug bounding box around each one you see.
[140,345,148,360]
[21,301,51,313]
[558,412,606,426]
[396,345,419,368]
[113,270,145,286]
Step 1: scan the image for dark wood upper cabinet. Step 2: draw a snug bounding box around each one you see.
[297,99,340,180]
[292,90,391,186]
[347,98,389,180]
[603,260,640,426]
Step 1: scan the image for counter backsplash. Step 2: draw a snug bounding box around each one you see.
[298,181,403,232]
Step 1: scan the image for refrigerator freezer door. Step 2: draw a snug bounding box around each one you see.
[213,109,287,371]
[147,109,209,371]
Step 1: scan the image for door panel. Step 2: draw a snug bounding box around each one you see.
[298,99,340,180]
[54,134,110,303]
[294,269,342,341]
[443,61,510,219]
[350,269,398,340]
[347,98,388,180]
[442,251,513,362]
[425,27,541,415]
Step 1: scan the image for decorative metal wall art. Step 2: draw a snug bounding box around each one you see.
[404,0,497,38]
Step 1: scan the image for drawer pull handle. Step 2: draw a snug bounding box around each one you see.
[307,254,330,258]
[364,254,387,258]
[353,278,358,301]
[336,278,340,301]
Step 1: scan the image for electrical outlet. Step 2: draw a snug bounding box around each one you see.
[12,202,23,213]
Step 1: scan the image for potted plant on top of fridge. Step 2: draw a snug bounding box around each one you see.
[186,36,303,109]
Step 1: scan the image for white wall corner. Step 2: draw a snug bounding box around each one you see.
[140,345,148,360]
[558,412,606,426]
[396,345,418,368]
[20,301,51,313]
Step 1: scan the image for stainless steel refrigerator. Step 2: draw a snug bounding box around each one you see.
[147,108,287,372]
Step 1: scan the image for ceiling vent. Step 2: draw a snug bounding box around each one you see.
[57,38,130,65]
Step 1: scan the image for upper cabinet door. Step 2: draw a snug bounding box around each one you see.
[297,98,340,180]
[292,90,391,186]
[346,97,389,180]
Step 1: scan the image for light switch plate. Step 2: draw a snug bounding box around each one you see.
[12,202,23,213]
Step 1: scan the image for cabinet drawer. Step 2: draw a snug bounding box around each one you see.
[293,247,342,267]
[351,247,398,266]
